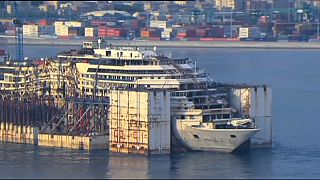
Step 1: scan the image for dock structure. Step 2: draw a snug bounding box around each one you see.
[0,93,110,149]
[37,96,110,150]
[229,85,272,147]
[109,88,171,155]
[0,59,110,150]
[0,94,59,144]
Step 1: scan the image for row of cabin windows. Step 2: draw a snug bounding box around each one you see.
[0,69,33,75]
[195,104,224,109]
[98,75,135,81]
[84,42,93,47]
[83,88,108,94]
[180,83,207,90]
[97,76,163,80]
[1,76,23,82]
[87,68,168,74]
[0,83,17,88]
[83,74,142,80]
[0,83,32,88]
[202,114,231,122]
[176,115,196,120]
[106,51,134,58]
[84,74,165,81]
[159,59,188,65]
[82,76,135,86]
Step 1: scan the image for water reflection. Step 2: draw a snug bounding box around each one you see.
[166,149,272,179]
[107,153,149,178]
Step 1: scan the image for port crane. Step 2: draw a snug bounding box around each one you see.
[12,1,23,61]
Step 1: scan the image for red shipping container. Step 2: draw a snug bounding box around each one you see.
[99,27,107,33]
[177,32,186,38]
[186,29,196,38]
[38,19,49,26]
[92,20,107,26]
[99,31,107,37]
[206,27,224,38]
[0,49,5,56]
[131,21,138,29]
[195,28,207,37]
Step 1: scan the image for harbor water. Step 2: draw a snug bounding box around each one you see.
[0,45,320,178]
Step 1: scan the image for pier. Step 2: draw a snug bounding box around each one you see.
[1,35,320,49]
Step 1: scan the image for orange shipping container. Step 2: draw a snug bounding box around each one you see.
[141,30,150,37]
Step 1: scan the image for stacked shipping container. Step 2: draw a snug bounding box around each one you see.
[124,19,139,30]
[99,27,127,38]
[39,25,55,36]
[58,26,84,37]
[140,28,161,39]
[175,28,196,40]
[85,27,98,37]
[23,24,39,37]
[54,21,83,37]
[238,27,262,39]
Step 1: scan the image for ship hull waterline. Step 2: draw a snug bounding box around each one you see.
[173,121,260,153]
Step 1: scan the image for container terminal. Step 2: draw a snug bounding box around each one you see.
[0,38,272,155]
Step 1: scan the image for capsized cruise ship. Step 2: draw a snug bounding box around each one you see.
[0,39,272,153]
[57,39,270,153]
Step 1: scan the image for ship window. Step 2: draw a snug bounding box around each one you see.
[223,114,230,119]
[193,134,199,139]
[203,115,210,122]
[230,135,236,138]
[106,51,111,56]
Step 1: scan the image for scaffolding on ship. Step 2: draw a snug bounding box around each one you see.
[0,58,110,138]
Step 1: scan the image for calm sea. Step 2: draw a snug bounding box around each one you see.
[0,45,320,178]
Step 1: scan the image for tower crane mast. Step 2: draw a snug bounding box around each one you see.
[12,2,23,61]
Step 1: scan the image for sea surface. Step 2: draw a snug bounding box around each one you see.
[0,45,320,178]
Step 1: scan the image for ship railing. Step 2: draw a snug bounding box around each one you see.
[216,83,270,89]
[65,96,110,105]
